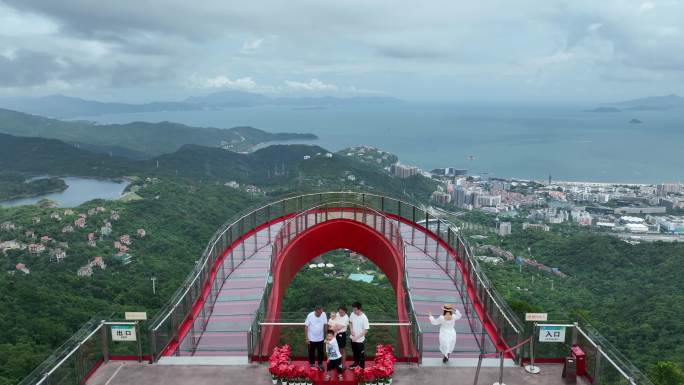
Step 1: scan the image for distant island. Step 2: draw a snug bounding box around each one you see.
[609,94,684,111]
[585,107,621,113]
[587,94,684,113]
[629,118,643,124]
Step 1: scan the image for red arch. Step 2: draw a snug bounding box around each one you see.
[261,218,413,359]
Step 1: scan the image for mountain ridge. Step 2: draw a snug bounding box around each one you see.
[0,91,402,118]
[609,94,684,110]
[0,108,316,158]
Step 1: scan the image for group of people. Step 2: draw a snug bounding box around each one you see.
[303,301,463,380]
[304,301,369,380]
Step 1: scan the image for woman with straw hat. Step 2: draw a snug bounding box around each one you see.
[428,304,463,363]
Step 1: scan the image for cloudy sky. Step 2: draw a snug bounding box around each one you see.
[0,0,682,102]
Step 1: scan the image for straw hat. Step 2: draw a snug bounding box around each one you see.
[442,304,454,313]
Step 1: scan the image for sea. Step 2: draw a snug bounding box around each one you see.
[81,102,684,184]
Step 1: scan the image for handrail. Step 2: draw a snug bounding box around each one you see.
[148,192,526,361]
[34,322,105,385]
[530,322,652,385]
[259,322,413,326]
[19,191,649,385]
[459,235,524,334]
[18,313,112,385]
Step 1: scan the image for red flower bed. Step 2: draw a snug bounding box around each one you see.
[268,345,318,383]
[353,344,396,384]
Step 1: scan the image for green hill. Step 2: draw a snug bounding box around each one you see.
[0,133,136,177]
[0,133,437,203]
[0,108,316,158]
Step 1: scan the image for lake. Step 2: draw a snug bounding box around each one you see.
[0,177,129,208]
[84,102,684,183]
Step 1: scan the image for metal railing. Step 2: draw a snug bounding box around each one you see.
[251,313,418,362]
[148,192,525,362]
[17,316,145,385]
[18,315,107,385]
[526,322,652,385]
[18,191,653,385]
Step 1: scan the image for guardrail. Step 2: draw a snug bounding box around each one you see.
[17,315,145,385]
[148,192,525,362]
[18,191,654,385]
[525,322,652,385]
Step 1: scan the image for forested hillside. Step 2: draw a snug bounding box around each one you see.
[0,108,316,157]
[0,179,258,385]
[477,228,684,370]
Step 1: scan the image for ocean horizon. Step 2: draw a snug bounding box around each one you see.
[81,102,684,184]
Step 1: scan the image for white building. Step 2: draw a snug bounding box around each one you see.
[77,266,93,277]
[498,222,512,236]
[432,191,452,205]
[620,216,645,224]
[51,248,67,262]
[625,223,649,233]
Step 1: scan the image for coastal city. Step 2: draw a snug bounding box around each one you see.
[345,146,684,243]
[428,170,684,242]
[309,145,684,244]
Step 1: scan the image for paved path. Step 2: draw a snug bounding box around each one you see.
[87,362,586,385]
[399,223,497,359]
[178,223,282,356]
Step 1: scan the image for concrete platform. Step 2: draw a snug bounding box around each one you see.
[87,362,588,385]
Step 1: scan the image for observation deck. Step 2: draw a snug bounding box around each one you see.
[19,193,651,385]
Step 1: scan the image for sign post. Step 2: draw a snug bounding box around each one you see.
[108,321,143,362]
[524,313,548,375]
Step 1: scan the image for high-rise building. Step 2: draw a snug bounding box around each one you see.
[452,186,466,208]
[431,191,452,205]
[498,221,512,236]
[657,182,682,196]
[391,163,419,178]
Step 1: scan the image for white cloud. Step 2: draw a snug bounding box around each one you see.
[284,78,339,92]
[240,38,264,55]
[187,75,258,90]
[640,2,655,12]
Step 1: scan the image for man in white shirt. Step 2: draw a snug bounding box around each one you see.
[304,305,328,370]
[349,301,369,369]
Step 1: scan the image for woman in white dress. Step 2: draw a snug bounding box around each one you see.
[428,304,463,363]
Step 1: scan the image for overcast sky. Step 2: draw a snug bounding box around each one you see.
[0,0,682,103]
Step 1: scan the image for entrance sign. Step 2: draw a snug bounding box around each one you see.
[111,324,137,341]
[539,325,565,342]
[525,313,548,321]
[125,312,147,321]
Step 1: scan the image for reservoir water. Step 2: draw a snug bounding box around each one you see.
[0,177,129,208]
